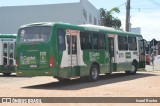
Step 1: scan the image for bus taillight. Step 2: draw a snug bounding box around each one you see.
[49,56,54,67]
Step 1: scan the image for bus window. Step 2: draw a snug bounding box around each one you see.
[85,32,92,50]
[72,36,77,54]
[57,29,66,51]
[18,26,51,43]
[80,32,105,50]
[9,43,13,50]
[4,43,7,48]
[67,35,77,54]
[109,38,114,57]
[3,43,7,57]
[9,43,14,58]
[93,33,98,49]
[118,36,128,50]
[80,31,92,50]
[67,35,71,54]
[98,34,105,50]
[128,37,137,50]
[80,32,85,50]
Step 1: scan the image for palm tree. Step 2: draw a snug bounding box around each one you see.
[100,7,122,29]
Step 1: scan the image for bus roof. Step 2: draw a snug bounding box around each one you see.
[20,22,142,37]
[20,22,59,28]
[20,22,77,29]
[79,24,142,37]
[79,24,115,31]
[0,34,17,38]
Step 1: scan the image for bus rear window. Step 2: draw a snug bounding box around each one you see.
[18,26,51,43]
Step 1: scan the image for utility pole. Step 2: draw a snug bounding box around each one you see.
[125,0,130,32]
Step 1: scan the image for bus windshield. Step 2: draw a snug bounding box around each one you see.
[18,26,52,43]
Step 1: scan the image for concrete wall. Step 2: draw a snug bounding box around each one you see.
[0,2,82,34]
[80,0,100,25]
[0,0,100,34]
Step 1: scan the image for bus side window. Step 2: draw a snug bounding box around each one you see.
[93,33,98,49]
[72,36,77,54]
[80,32,85,50]
[57,29,66,51]
[98,34,105,50]
[80,31,92,50]
[128,37,137,51]
[86,32,92,50]
[118,35,128,50]
[67,35,71,54]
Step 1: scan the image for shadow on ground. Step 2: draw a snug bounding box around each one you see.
[0,73,16,77]
[23,72,156,90]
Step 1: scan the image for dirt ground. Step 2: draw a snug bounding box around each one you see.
[0,69,160,106]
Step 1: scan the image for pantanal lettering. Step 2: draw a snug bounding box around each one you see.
[20,56,36,65]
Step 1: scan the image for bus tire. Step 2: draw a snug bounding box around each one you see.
[125,62,137,75]
[3,73,11,76]
[89,64,99,81]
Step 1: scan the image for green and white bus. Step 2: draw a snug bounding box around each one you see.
[0,34,16,76]
[16,22,145,81]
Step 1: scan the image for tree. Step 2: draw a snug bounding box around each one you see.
[99,7,122,29]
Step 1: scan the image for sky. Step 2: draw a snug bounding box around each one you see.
[0,0,160,41]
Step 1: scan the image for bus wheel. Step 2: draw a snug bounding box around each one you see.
[3,73,11,76]
[89,64,99,81]
[125,62,137,75]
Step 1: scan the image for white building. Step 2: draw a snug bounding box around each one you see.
[0,0,100,34]
[131,27,141,34]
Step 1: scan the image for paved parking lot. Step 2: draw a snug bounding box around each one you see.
[0,59,160,106]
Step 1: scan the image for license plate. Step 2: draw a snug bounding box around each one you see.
[30,65,37,68]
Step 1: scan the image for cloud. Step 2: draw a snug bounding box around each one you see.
[131,11,160,41]
[116,10,160,41]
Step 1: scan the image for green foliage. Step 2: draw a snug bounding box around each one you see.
[99,8,122,29]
